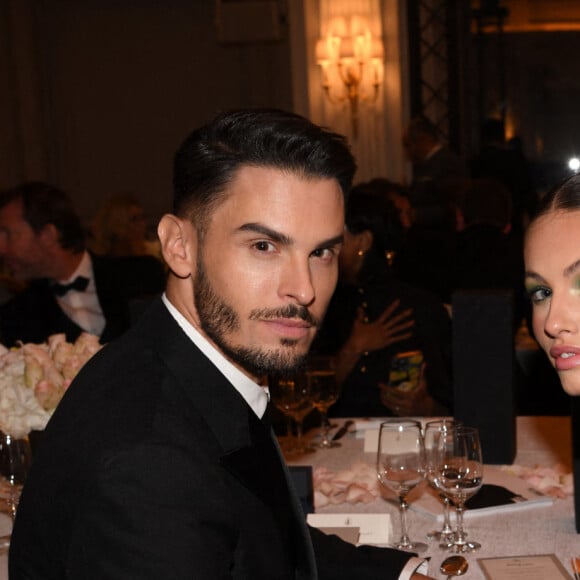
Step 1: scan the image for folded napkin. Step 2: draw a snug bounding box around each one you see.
[313,462,380,508]
[465,483,527,510]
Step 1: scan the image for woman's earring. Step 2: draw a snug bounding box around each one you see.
[357,249,365,257]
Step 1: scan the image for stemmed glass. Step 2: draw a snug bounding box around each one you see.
[376,419,427,552]
[424,419,460,543]
[305,355,340,449]
[435,426,484,553]
[0,433,32,551]
[269,373,314,454]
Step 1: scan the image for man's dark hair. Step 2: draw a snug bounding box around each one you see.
[0,182,85,252]
[173,108,356,233]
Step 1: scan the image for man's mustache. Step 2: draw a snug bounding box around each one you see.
[249,304,319,327]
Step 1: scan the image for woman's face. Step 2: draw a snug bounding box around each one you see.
[524,209,580,395]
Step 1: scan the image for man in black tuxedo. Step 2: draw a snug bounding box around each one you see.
[9,110,432,579]
[0,182,165,346]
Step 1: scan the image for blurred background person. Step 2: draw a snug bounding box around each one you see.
[452,177,526,327]
[312,185,452,418]
[363,178,415,233]
[402,115,467,229]
[470,117,537,239]
[0,182,165,346]
[90,192,162,260]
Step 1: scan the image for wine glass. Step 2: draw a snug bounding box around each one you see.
[269,373,314,454]
[376,419,427,552]
[435,426,484,553]
[0,433,32,551]
[305,355,341,449]
[424,419,460,542]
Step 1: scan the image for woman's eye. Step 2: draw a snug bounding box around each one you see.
[526,286,551,304]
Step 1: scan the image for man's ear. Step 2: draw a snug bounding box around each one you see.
[157,214,196,278]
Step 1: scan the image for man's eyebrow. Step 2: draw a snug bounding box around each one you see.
[564,259,580,278]
[237,223,293,245]
[237,223,343,250]
[315,234,344,249]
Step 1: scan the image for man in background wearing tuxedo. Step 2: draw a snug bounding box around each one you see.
[0,182,165,346]
[402,116,466,228]
[10,110,432,579]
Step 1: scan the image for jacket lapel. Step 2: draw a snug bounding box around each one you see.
[220,411,317,580]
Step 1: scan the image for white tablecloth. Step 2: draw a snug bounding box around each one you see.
[3,417,578,579]
[285,416,580,579]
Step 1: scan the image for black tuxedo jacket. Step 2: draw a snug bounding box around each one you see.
[0,253,165,346]
[9,298,412,579]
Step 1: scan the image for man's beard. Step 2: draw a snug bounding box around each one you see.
[194,259,319,376]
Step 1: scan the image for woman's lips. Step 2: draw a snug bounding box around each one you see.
[550,345,580,371]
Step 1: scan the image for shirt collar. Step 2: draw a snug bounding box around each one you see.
[161,293,269,418]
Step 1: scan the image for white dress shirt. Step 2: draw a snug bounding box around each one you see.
[54,252,105,337]
[161,294,269,417]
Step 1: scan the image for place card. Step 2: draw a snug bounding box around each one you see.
[363,428,379,453]
[316,526,360,545]
[478,554,571,579]
[307,513,392,546]
[361,419,432,452]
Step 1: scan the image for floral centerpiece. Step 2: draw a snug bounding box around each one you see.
[0,333,102,438]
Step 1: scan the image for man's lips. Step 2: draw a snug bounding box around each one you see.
[261,318,312,339]
[550,345,580,371]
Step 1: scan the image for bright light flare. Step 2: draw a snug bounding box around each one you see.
[568,157,580,172]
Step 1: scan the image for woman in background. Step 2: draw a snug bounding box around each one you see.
[312,185,452,417]
[524,174,580,395]
[91,192,161,260]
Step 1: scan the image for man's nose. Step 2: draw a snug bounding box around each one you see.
[278,256,315,307]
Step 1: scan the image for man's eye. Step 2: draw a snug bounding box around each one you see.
[253,241,275,252]
[526,286,551,304]
[311,247,336,260]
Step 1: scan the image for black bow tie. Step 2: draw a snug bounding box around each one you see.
[52,276,90,296]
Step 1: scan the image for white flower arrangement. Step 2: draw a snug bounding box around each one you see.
[0,333,102,438]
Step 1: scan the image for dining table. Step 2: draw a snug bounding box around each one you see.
[0,416,577,579]
[284,415,580,579]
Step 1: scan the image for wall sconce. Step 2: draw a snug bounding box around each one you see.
[316,16,384,137]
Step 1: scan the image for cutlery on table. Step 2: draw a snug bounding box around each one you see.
[440,555,468,578]
[331,420,354,441]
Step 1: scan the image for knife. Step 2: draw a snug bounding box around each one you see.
[331,419,354,441]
